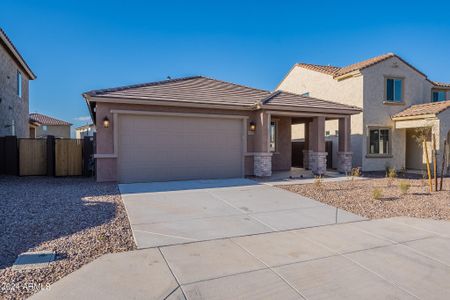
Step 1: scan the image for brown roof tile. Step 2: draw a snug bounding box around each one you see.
[29,113,72,126]
[262,90,361,113]
[392,101,450,118]
[85,76,272,107]
[432,81,450,88]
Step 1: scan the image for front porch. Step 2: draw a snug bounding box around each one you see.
[250,110,354,178]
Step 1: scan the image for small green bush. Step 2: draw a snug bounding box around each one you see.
[372,188,383,200]
[399,180,411,195]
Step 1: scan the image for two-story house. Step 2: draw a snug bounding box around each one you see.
[0,28,36,138]
[277,53,450,174]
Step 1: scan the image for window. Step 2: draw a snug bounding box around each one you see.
[43,125,48,131]
[301,92,310,97]
[386,78,403,102]
[269,121,277,152]
[369,128,390,155]
[17,71,22,98]
[432,90,446,102]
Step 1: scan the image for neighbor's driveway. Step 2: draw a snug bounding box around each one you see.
[118,178,364,248]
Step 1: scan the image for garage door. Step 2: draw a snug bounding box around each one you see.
[117,114,244,183]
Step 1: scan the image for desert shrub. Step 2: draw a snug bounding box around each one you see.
[386,168,397,186]
[372,188,383,200]
[399,180,411,195]
[351,167,361,178]
[314,175,323,190]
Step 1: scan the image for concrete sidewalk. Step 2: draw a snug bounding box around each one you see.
[32,217,450,300]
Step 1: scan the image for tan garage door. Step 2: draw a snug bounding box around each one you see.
[117,114,244,183]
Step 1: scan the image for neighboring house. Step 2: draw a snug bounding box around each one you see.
[277,53,450,174]
[0,28,36,138]
[75,123,96,139]
[83,76,360,183]
[29,113,72,138]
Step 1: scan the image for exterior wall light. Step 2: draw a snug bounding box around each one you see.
[249,121,256,131]
[103,116,110,128]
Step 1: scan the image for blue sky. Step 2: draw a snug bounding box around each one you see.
[2,0,450,129]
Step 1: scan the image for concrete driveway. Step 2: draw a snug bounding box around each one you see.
[117,178,364,248]
[33,217,450,299]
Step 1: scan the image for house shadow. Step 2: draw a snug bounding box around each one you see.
[0,176,118,269]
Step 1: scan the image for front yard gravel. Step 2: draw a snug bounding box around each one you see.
[0,176,135,300]
[280,177,450,221]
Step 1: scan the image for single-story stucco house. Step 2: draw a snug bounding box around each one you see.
[29,113,72,138]
[83,76,361,183]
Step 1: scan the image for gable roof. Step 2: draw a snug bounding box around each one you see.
[0,28,36,80]
[392,100,450,119]
[432,81,450,89]
[84,76,361,115]
[295,53,432,80]
[29,113,72,126]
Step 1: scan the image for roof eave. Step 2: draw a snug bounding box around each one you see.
[391,113,437,121]
[0,30,36,80]
[261,104,362,115]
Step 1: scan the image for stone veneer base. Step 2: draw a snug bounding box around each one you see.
[254,152,272,177]
[309,151,327,175]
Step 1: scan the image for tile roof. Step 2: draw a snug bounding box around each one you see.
[0,28,36,79]
[84,76,361,114]
[85,76,271,107]
[29,113,72,126]
[432,81,450,88]
[392,100,450,118]
[295,63,341,76]
[262,90,361,112]
[296,53,428,79]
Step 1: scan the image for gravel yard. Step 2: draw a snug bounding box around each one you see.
[0,176,135,300]
[280,175,450,221]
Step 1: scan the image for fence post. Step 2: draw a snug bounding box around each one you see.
[4,136,18,175]
[47,135,56,176]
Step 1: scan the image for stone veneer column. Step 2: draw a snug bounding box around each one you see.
[254,152,272,177]
[253,110,272,177]
[309,152,328,175]
[337,116,353,173]
[309,116,327,175]
[337,152,353,173]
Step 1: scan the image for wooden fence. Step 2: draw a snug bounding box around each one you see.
[0,136,94,177]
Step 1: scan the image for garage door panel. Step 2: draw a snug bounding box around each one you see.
[118,114,244,183]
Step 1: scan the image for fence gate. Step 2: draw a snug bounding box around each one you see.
[19,139,47,176]
[55,139,83,176]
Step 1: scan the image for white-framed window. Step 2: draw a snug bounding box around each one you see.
[43,125,48,131]
[368,128,390,155]
[269,121,278,152]
[17,71,22,98]
[386,78,403,102]
[432,90,446,102]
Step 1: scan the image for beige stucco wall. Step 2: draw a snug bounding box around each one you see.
[277,66,364,167]
[0,45,30,138]
[35,125,71,138]
[361,56,433,171]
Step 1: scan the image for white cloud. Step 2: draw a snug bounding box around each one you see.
[74,116,91,122]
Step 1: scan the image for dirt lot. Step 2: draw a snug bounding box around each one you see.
[280,176,450,221]
[0,176,135,300]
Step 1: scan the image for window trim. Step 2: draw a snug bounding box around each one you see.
[431,89,446,102]
[17,70,22,98]
[366,126,393,158]
[384,76,404,103]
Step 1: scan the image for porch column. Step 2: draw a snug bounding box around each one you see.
[309,116,327,175]
[253,111,272,177]
[337,116,353,173]
[303,122,312,169]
